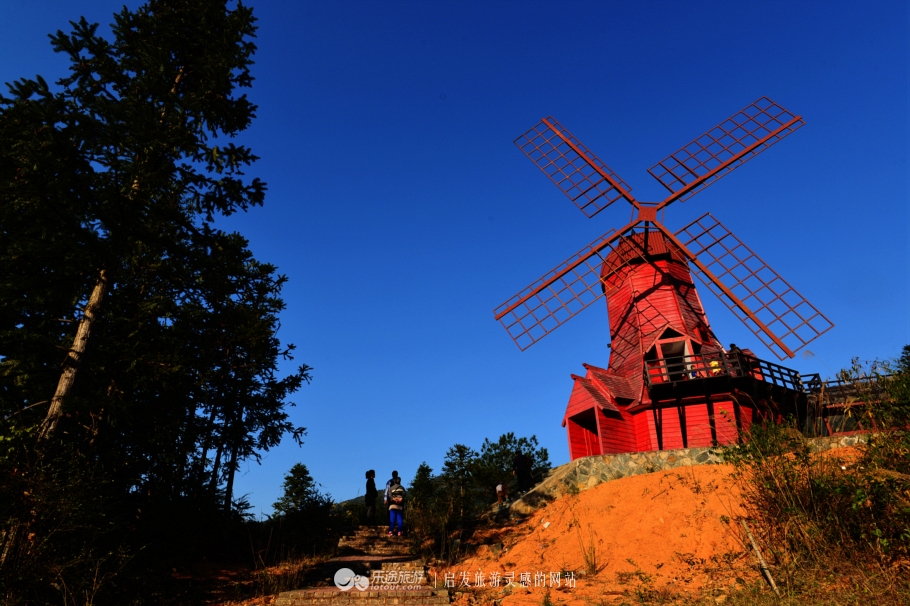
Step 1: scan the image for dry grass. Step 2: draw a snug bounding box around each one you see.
[575,520,599,576]
[216,555,329,605]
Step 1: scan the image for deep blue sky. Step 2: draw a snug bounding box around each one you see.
[2,0,907,516]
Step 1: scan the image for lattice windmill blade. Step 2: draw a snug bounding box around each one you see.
[650,98,805,209]
[515,117,637,218]
[675,213,834,360]
[493,228,646,350]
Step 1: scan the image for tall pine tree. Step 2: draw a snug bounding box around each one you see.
[0,1,311,599]
[0,0,266,443]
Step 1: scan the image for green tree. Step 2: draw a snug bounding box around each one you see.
[0,1,312,600]
[883,345,910,427]
[898,344,910,373]
[442,444,478,523]
[472,432,550,497]
[273,463,322,515]
[0,0,266,445]
[409,462,437,509]
[406,463,450,558]
[263,463,341,560]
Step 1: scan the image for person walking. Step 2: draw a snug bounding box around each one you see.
[496,480,509,510]
[512,451,533,495]
[383,470,400,506]
[364,470,378,525]
[387,477,406,536]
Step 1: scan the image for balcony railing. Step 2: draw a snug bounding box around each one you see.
[799,372,894,404]
[644,351,803,392]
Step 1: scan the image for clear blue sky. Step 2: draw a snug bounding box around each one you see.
[2,0,907,516]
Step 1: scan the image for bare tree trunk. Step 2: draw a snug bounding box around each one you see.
[175,399,197,498]
[209,441,223,494]
[0,521,21,570]
[194,405,218,496]
[38,268,109,442]
[224,442,238,512]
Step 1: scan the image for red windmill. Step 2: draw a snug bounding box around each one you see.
[494,98,834,460]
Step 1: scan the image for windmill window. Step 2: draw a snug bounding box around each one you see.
[657,338,692,381]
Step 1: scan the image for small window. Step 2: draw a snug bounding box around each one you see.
[659,341,686,358]
[659,327,683,340]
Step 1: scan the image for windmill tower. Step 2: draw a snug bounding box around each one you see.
[494,98,833,459]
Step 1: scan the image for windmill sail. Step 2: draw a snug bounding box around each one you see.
[493,229,622,350]
[675,213,833,360]
[515,117,635,218]
[650,97,804,207]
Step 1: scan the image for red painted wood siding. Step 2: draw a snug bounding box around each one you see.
[599,408,638,454]
[632,409,659,451]
[680,403,713,447]
[713,401,740,444]
[602,233,720,385]
[565,379,594,420]
[567,406,603,459]
[654,407,685,450]
[738,404,754,435]
[568,420,591,458]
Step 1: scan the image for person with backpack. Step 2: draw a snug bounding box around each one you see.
[387,477,406,537]
[383,470,400,505]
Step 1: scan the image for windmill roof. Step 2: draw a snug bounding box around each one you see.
[583,363,641,402]
[571,375,620,412]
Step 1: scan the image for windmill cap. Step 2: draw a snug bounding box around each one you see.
[600,230,687,278]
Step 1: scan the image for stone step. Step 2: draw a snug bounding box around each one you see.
[338,537,407,545]
[337,537,411,557]
[346,526,391,534]
[338,550,408,557]
[275,527,436,605]
[337,545,408,554]
[337,552,409,558]
[339,556,405,560]
[380,561,425,571]
[344,530,403,539]
[339,532,404,543]
[338,536,405,544]
[327,556,422,572]
[276,588,449,606]
[337,540,405,547]
[352,527,394,533]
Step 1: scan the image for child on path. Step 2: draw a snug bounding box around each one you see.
[387,477,406,536]
[496,480,509,509]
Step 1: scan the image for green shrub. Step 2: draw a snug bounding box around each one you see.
[721,348,910,595]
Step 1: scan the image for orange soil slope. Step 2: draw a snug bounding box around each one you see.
[439,464,757,604]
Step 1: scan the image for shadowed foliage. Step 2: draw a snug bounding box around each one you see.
[0,2,312,603]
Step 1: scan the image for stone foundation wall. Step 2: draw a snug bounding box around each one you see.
[511,433,868,515]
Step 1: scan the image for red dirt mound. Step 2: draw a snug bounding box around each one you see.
[436,464,757,604]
